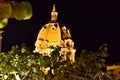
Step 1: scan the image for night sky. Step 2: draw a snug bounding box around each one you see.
[2,0,120,64]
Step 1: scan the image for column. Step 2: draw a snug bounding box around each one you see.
[0,30,4,52]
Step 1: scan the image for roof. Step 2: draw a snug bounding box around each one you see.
[37,4,72,42]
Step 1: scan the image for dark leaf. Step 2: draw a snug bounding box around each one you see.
[0,18,8,28]
[10,1,32,20]
[0,2,12,19]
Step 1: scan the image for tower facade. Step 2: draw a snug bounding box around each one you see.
[34,4,76,62]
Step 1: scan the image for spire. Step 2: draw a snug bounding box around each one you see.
[52,4,56,12]
[51,4,58,21]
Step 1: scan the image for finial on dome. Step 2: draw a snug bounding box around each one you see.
[51,4,58,21]
[52,4,56,12]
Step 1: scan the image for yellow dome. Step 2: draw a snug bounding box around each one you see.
[37,4,71,42]
[34,4,76,64]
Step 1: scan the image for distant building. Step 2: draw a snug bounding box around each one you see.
[107,65,120,79]
[34,4,76,74]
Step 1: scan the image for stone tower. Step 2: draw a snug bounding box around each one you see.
[34,4,76,62]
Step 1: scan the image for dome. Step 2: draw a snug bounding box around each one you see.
[34,4,76,64]
[37,4,72,43]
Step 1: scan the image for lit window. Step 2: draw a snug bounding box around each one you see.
[44,26,46,29]
[119,71,120,74]
[51,26,56,30]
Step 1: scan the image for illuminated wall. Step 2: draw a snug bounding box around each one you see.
[107,65,120,79]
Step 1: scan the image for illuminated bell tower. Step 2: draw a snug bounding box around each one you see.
[34,4,76,62]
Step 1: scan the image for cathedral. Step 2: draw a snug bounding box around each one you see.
[34,4,76,63]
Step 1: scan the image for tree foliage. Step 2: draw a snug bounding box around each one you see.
[0,43,118,80]
[0,0,32,28]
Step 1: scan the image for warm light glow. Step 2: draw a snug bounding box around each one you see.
[0,30,4,52]
[107,65,120,78]
[34,4,76,74]
[38,23,61,43]
[51,4,58,21]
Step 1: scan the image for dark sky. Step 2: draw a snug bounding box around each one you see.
[2,0,120,64]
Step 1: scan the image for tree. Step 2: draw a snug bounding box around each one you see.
[0,43,118,80]
[0,0,32,28]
